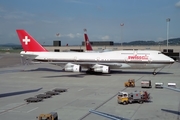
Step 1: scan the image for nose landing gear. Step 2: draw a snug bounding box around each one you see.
[153,69,157,75]
[153,72,157,75]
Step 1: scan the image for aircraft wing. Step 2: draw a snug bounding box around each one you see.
[163,86,180,92]
[31,61,123,69]
[79,62,122,68]
[89,110,129,120]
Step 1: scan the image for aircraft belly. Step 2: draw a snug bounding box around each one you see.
[128,63,167,69]
[125,64,146,69]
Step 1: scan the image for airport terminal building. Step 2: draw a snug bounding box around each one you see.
[82,41,114,46]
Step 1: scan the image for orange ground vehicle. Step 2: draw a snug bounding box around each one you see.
[37,112,58,120]
[124,79,135,87]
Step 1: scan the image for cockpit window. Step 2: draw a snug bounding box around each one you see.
[158,52,162,54]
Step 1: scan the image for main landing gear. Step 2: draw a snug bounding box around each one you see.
[86,68,102,75]
[86,68,95,74]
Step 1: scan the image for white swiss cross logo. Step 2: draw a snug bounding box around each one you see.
[23,36,30,45]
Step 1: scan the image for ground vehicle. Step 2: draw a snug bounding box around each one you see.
[117,91,151,105]
[124,79,135,87]
[53,88,67,93]
[25,97,43,103]
[139,91,151,102]
[117,92,129,105]
[141,80,152,88]
[37,112,58,120]
[45,91,59,95]
[168,83,176,88]
[36,94,52,99]
[155,82,164,88]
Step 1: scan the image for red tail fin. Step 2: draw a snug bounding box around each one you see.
[16,30,48,52]
[84,29,93,51]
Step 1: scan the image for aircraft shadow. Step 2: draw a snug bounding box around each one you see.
[22,68,173,77]
[43,72,111,78]
[25,68,114,75]
[110,70,173,75]
[43,74,85,78]
[161,108,180,115]
[0,69,22,75]
[0,88,42,98]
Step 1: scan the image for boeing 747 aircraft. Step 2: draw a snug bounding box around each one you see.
[16,29,174,74]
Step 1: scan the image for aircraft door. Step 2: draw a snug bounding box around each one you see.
[74,56,78,62]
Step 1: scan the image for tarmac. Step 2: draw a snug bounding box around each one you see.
[0,53,180,120]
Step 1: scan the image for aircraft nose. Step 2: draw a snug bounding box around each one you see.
[169,58,175,64]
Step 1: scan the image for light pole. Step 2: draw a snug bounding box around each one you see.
[120,23,124,46]
[166,18,170,52]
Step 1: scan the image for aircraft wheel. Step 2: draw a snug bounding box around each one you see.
[86,70,93,74]
[153,72,157,75]
[123,101,127,105]
[139,100,143,104]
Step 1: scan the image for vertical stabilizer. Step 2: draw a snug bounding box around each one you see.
[16,30,48,52]
[84,29,93,51]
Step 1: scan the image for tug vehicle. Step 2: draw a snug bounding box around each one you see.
[37,112,58,120]
[124,79,135,87]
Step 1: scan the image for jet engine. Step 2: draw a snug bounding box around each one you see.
[93,65,110,73]
[64,63,81,72]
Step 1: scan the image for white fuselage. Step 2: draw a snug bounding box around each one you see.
[20,50,174,70]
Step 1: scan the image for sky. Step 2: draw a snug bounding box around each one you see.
[0,0,180,45]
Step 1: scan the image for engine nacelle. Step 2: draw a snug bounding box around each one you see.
[93,65,110,73]
[64,63,81,72]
